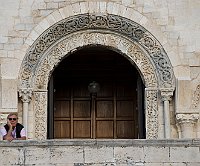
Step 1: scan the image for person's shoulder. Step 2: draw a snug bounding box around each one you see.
[16,123,24,128]
[0,126,6,131]
[0,126,3,129]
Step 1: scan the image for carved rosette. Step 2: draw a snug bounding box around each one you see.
[176,113,199,125]
[19,88,32,103]
[145,89,158,139]
[34,91,47,140]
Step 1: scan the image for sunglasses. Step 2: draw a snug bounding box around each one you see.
[8,118,17,121]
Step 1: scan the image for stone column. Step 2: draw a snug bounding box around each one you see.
[176,113,199,138]
[160,88,174,139]
[19,88,32,138]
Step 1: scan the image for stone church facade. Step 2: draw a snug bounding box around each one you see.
[0,0,200,165]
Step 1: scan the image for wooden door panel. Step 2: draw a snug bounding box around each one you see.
[117,121,134,138]
[96,121,113,138]
[74,121,91,138]
[51,47,141,139]
[54,101,70,118]
[73,84,89,97]
[73,101,90,118]
[55,84,70,98]
[98,84,113,97]
[116,84,135,97]
[96,101,113,118]
[54,121,70,138]
[117,101,134,117]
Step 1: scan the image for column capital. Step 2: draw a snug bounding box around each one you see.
[160,88,174,101]
[19,88,33,103]
[176,112,199,138]
[176,113,199,124]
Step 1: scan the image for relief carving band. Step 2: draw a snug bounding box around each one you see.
[34,91,47,140]
[34,32,158,89]
[20,14,175,89]
[192,84,200,109]
[146,89,158,139]
[176,113,199,124]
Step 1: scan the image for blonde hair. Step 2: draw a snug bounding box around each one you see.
[7,112,18,119]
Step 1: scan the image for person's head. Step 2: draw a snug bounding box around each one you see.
[7,113,18,127]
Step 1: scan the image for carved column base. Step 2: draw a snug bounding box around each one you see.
[176,113,199,138]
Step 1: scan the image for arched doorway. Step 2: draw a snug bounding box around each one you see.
[47,46,145,139]
[18,13,175,139]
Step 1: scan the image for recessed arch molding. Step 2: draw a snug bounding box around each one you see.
[18,13,175,140]
[20,14,175,89]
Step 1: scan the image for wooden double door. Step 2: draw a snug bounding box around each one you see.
[48,47,145,139]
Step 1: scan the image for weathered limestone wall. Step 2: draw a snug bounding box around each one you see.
[0,139,200,165]
[0,0,200,138]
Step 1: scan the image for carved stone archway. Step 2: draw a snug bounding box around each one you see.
[19,14,175,139]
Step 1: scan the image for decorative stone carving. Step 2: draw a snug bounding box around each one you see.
[127,42,157,87]
[19,14,175,90]
[18,14,176,140]
[19,88,32,103]
[192,84,200,109]
[176,113,199,124]
[160,88,174,101]
[176,113,199,138]
[34,32,158,90]
[34,91,47,140]
[145,88,158,139]
[18,88,33,138]
[0,113,9,127]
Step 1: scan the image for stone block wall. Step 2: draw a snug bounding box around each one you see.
[0,0,200,139]
[0,139,200,165]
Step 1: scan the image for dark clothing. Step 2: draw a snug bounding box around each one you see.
[4,123,24,138]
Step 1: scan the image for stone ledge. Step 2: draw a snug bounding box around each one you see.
[0,139,199,147]
[0,139,200,165]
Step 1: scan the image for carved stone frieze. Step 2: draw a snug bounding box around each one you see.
[127,42,157,87]
[34,32,158,90]
[192,84,200,109]
[145,89,158,139]
[176,113,199,124]
[34,91,47,140]
[19,14,175,90]
[19,88,33,103]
